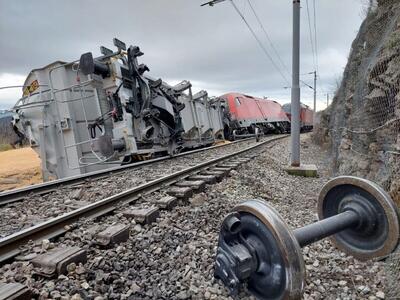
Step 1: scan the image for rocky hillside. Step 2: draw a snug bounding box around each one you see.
[315,2,400,295]
[315,0,400,205]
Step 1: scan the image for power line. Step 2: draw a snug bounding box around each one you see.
[313,0,319,74]
[229,0,291,86]
[246,0,315,90]
[203,0,317,92]
[246,0,291,77]
[243,0,310,90]
[305,0,317,71]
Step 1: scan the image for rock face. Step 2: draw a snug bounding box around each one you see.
[314,1,400,297]
[315,0,400,205]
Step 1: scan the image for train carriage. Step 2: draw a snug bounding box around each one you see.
[9,39,225,180]
[282,103,314,132]
[219,93,290,139]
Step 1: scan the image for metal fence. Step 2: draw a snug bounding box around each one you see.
[327,0,400,297]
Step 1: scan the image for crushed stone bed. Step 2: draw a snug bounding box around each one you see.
[0,138,262,239]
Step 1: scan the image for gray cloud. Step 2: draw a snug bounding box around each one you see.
[0,0,364,109]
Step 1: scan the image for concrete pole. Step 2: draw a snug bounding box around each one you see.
[290,0,301,167]
[313,71,317,124]
[326,93,329,107]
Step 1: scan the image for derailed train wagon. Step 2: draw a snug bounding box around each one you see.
[11,39,224,180]
[282,102,314,132]
[219,93,290,139]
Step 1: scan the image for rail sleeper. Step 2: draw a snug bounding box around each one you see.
[174,180,206,192]
[200,170,225,182]
[95,224,130,247]
[167,186,193,199]
[0,283,31,300]
[31,246,87,277]
[234,158,251,163]
[211,167,231,176]
[188,175,217,184]
[123,207,160,224]
[217,163,240,169]
[156,196,178,210]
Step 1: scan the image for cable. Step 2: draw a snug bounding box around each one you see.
[246,0,291,77]
[229,0,291,86]
[246,0,315,91]
[313,0,319,74]
[305,0,317,71]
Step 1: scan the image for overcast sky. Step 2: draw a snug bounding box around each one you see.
[0,0,366,110]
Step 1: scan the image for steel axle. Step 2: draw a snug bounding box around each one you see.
[293,206,368,247]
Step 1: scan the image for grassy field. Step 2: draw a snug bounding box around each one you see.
[0,147,42,192]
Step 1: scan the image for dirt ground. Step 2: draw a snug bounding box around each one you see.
[0,148,42,192]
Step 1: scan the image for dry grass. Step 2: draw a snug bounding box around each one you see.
[0,147,42,192]
[0,144,13,152]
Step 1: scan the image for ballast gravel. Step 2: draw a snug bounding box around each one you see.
[0,138,261,239]
[0,134,388,300]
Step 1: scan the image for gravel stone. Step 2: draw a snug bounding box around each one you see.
[66,262,76,273]
[41,239,50,251]
[338,280,347,286]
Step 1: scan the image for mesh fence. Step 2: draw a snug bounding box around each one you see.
[330,0,400,169]
[384,251,400,299]
[324,0,400,297]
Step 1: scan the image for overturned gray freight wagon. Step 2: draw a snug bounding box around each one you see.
[11,39,224,180]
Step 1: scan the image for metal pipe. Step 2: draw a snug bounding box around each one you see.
[293,210,360,247]
[290,0,301,166]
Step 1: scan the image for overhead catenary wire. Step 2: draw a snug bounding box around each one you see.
[243,0,320,100]
[246,0,291,77]
[305,0,317,71]
[245,0,315,93]
[313,0,319,75]
[229,0,291,86]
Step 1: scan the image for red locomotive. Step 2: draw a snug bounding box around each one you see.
[282,103,314,132]
[219,93,290,139]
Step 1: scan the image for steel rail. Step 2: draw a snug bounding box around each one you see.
[0,135,287,263]
[0,137,257,207]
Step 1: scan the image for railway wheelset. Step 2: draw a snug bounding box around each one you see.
[214,176,400,299]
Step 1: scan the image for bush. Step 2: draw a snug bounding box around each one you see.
[0,144,13,152]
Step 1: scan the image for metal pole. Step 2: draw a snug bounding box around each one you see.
[313,70,317,124]
[290,0,301,167]
[326,93,329,107]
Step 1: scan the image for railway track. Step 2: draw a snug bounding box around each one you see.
[0,135,287,267]
[0,137,275,240]
[0,137,257,207]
